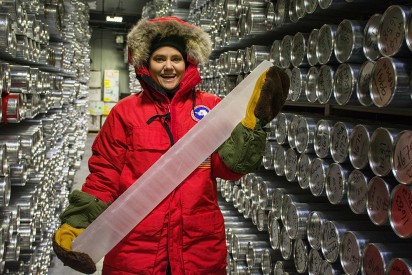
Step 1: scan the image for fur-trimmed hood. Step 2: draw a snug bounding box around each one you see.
[127,16,212,69]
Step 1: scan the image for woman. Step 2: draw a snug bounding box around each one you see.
[53,16,289,274]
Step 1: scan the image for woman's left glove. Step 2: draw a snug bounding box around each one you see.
[52,190,109,274]
[218,66,290,174]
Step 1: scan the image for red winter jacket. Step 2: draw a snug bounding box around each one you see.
[82,63,242,274]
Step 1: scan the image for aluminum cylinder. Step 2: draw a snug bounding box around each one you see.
[245,8,267,36]
[347,169,374,215]
[308,248,323,275]
[305,66,319,103]
[295,116,317,154]
[349,124,376,169]
[262,248,283,275]
[275,112,293,144]
[265,1,275,31]
[407,7,412,52]
[289,67,308,102]
[335,19,366,64]
[250,45,270,71]
[274,0,287,28]
[361,14,384,61]
[369,127,400,177]
[270,40,281,67]
[330,121,355,163]
[309,158,332,197]
[362,243,412,275]
[387,258,412,275]
[333,63,361,105]
[291,32,309,68]
[246,240,269,268]
[389,184,412,238]
[370,57,412,108]
[274,260,296,275]
[293,238,309,273]
[325,163,351,205]
[287,114,301,149]
[0,176,10,207]
[378,5,411,57]
[269,216,281,250]
[280,35,293,69]
[366,176,394,226]
[297,153,314,190]
[280,225,293,260]
[316,24,338,65]
[307,29,319,66]
[392,130,412,184]
[274,145,287,177]
[356,60,375,106]
[262,141,277,170]
[284,148,298,182]
[316,65,336,104]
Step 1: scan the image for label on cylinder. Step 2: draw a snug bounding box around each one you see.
[294,239,308,273]
[315,120,331,158]
[362,244,385,275]
[348,170,368,214]
[371,57,395,107]
[310,158,327,196]
[321,221,339,263]
[390,184,412,238]
[298,154,311,189]
[392,130,412,184]
[349,125,370,169]
[317,66,333,104]
[334,64,354,105]
[388,258,412,275]
[369,127,393,176]
[308,248,323,274]
[285,148,298,182]
[331,122,350,163]
[326,163,345,204]
[275,113,288,144]
[280,226,292,260]
[378,6,406,57]
[307,212,323,250]
[341,232,361,275]
[367,176,390,225]
[317,25,334,64]
[357,60,375,106]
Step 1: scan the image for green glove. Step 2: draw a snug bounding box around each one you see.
[53,190,109,274]
[218,66,290,174]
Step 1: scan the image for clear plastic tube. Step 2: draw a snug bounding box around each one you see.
[72,60,273,262]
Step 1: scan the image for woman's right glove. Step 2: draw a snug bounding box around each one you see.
[53,190,109,274]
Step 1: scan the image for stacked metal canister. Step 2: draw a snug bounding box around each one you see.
[0,0,91,273]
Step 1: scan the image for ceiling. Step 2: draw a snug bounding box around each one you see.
[88,0,150,33]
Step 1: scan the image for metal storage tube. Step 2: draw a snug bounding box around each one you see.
[284,148,298,182]
[246,240,269,268]
[0,176,11,207]
[370,57,412,108]
[275,112,292,145]
[287,114,300,149]
[317,65,337,104]
[325,163,351,205]
[369,127,400,177]
[378,5,411,57]
[0,14,17,58]
[309,157,332,197]
[349,124,376,169]
[308,248,323,275]
[269,40,281,67]
[295,116,318,154]
[307,29,319,66]
[387,258,412,275]
[392,130,412,184]
[289,67,308,102]
[280,35,293,69]
[316,24,338,65]
[293,238,309,273]
[279,225,293,260]
[291,32,309,68]
[333,63,361,105]
[274,260,296,275]
[335,19,366,64]
[297,153,314,190]
[262,141,277,170]
[366,176,394,226]
[330,121,355,164]
[274,145,287,177]
[347,169,374,215]
[356,60,375,106]
[363,13,383,61]
[407,7,412,52]
[305,66,319,103]
[389,184,412,238]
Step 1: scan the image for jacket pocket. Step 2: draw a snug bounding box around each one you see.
[183,211,224,238]
[127,126,170,151]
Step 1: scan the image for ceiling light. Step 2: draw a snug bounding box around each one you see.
[106,15,123,23]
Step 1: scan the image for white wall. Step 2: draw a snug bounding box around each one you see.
[89,28,130,96]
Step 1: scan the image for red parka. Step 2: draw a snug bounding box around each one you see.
[82,63,242,274]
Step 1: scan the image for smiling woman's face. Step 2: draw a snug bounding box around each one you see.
[149,46,186,91]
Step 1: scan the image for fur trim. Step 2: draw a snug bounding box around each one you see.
[127,16,212,69]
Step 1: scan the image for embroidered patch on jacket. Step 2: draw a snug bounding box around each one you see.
[198,156,211,168]
[191,105,210,122]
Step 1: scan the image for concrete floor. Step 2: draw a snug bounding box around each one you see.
[47,133,104,275]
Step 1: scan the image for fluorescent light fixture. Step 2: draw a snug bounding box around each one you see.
[106,15,123,22]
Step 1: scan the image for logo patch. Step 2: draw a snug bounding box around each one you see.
[191,105,210,121]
